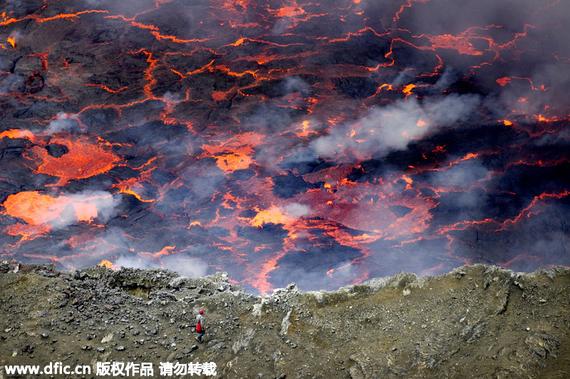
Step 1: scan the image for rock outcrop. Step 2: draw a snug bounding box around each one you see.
[1,261,569,378]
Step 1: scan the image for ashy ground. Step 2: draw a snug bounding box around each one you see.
[0,261,569,378]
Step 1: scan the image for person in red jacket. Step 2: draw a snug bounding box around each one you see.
[195,309,206,343]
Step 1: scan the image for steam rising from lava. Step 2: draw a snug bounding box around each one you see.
[2,190,118,240]
[311,95,479,162]
[0,0,569,293]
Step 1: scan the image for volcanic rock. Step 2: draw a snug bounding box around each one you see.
[1,263,569,378]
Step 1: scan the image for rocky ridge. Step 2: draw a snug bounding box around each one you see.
[1,261,569,378]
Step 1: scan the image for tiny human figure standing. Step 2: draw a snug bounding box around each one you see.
[195,309,206,343]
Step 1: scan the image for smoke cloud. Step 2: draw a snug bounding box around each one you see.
[282,203,311,218]
[44,113,82,135]
[53,191,119,229]
[311,95,479,162]
[115,254,209,278]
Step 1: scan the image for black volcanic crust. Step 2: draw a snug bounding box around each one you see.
[1,0,569,293]
[1,261,569,378]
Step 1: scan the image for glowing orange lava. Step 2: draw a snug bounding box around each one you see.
[1,191,108,241]
[3,191,70,226]
[425,34,483,56]
[250,206,294,227]
[416,118,428,128]
[402,83,416,96]
[5,223,51,242]
[0,129,35,142]
[275,6,305,18]
[2,191,103,225]
[27,137,121,186]
[201,132,264,173]
[98,259,115,269]
[496,77,511,86]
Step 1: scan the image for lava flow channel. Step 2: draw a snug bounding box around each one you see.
[0,0,569,293]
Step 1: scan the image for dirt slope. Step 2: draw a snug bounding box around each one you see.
[1,261,569,378]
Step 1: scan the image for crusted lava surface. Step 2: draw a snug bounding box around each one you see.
[0,0,569,293]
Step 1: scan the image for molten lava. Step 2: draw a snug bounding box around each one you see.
[201,132,264,173]
[6,35,15,48]
[0,0,568,292]
[1,191,111,241]
[27,137,121,186]
[0,129,35,142]
[250,206,294,228]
